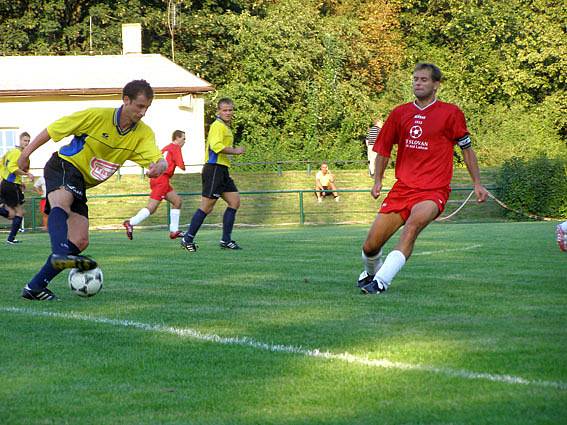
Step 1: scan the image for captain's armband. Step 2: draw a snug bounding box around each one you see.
[456,135,472,150]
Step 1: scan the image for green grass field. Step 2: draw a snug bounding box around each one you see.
[1,222,566,424]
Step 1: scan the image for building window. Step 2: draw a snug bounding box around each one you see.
[0,130,17,157]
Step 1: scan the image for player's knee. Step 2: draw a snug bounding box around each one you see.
[400,222,423,240]
[362,240,380,257]
[198,202,211,214]
[74,238,89,252]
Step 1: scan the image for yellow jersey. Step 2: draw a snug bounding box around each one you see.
[205,118,233,167]
[48,107,162,188]
[316,170,333,187]
[1,148,23,184]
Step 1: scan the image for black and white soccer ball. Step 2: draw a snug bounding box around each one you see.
[68,267,103,297]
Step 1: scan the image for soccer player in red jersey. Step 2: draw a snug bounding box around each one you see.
[123,130,187,240]
[358,63,489,295]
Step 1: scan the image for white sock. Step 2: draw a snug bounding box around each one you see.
[376,250,406,285]
[362,249,383,275]
[129,208,151,226]
[170,209,181,232]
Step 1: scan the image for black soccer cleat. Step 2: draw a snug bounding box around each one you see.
[220,240,242,250]
[22,285,59,301]
[361,278,389,295]
[357,270,374,288]
[51,254,98,272]
[6,239,21,245]
[123,220,133,240]
[180,238,198,252]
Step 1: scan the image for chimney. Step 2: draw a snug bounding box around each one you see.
[122,23,142,54]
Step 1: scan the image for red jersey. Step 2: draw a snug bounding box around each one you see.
[374,100,470,190]
[159,142,185,179]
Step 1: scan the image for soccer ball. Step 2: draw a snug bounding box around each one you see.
[68,267,103,297]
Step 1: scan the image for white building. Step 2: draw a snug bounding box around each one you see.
[0,25,214,175]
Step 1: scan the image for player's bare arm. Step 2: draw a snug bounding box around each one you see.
[146,158,167,178]
[371,155,389,199]
[17,129,51,172]
[12,168,34,181]
[221,146,245,155]
[462,147,488,203]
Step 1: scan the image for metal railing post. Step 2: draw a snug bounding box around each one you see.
[299,191,305,225]
[31,198,37,230]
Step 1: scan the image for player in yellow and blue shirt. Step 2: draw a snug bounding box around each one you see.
[48,108,162,188]
[17,80,167,301]
[0,132,35,244]
[181,97,246,252]
[205,114,234,167]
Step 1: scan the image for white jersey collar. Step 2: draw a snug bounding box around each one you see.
[413,98,437,111]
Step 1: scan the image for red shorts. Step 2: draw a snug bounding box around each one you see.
[39,198,47,214]
[379,181,450,222]
[149,177,173,201]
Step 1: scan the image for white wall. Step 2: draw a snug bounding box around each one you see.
[0,94,205,176]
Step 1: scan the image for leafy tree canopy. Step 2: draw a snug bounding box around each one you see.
[0,0,564,165]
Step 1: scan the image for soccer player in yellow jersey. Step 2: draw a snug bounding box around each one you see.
[0,132,35,244]
[17,80,167,301]
[181,98,245,252]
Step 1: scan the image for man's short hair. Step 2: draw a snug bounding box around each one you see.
[414,63,443,82]
[123,79,154,100]
[19,131,30,140]
[217,97,234,109]
[172,130,185,141]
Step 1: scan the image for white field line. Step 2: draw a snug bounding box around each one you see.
[412,243,483,256]
[3,306,565,391]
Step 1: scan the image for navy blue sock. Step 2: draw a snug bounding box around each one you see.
[27,255,61,290]
[48,207,69,255]
[67,240,82,255]
[0,207,8,218]
[185,209,207,242]
[221,207,237,242]
[27,241,82,291]
[8,216,22,242]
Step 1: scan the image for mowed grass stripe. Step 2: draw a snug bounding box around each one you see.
[4,306,566,391]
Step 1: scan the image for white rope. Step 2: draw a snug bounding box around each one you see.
[485,190,559,222]
[436,189,564,222]
[436,190,475,221]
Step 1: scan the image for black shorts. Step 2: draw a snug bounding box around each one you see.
[44,153,89,218]
[201,163,238,199]
[0,180,25,208]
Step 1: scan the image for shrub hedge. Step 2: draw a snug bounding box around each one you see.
[497,155,567,219]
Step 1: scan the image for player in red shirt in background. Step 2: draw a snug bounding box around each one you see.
[358,63,489,295]
[123,130,187,240]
